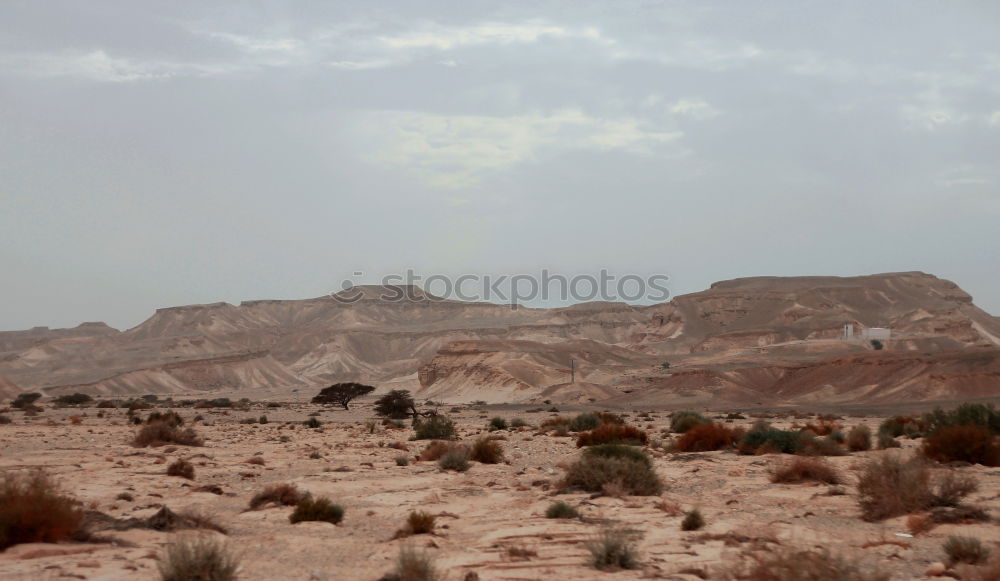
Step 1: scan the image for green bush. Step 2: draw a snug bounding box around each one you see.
[737,423,801,454]
[569,412,601,432]
[545,501,579,519]
[413,416,455,440]
[438,447,471,472]
[54,393,93,406]
[925,403,1000,435]
[670,411,710,434]
[488,417,508,431]
[564,449,662,496]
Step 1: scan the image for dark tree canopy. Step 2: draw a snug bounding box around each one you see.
[54,393,93,405]
[373,389,417,419]
[311,382,376,410]
[12,392,42,409]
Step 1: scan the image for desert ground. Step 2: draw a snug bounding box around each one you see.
[1,399,998,581]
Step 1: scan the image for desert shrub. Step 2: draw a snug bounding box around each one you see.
[374,390,416,419]
[96,400,116,409]
[438,447,471,472]
[681,508,704,531]
[576,423,648,447]
[846,425,872,451]
[248,483,304,510]
[569,412,601,432]
[671,411,710,434]
[770,457,841,484]
[158,533,239,581]
[922,424,1000,466]
[488,417,508,431]
[797,433,847,457]
[391,545,439,581]
[11,392,42,410]
[737,424,800,455]
[147,411,184,427]
[133,422,203,447]
[289,496,344,524]
[417,441,454,461]
[545,501,579,519]
[958,553,1000,581]
[564,449,662,496]
[413,416,455,440]
[857,455,933,521]
[395,455,410,466]
[934,470,979,506]
[405,511,435,535]
[54,392,93,406]
[583,443,652,466]
[877,430,901,449]
[0,415,10,424]
[510,417,528,428]
[470,438,504,464]
[944,536,990,566]
[245,456,265,466]
[925,403,1000,435]
[675,423,736,452]
[540,416,570,430]
[258,415,268,424]
[0,470,83,550]
[167,459,195,480]
[587,528,640,571]
[802,419,839,436]
[878,415,926,439]
[303,417,321,429]
[717,547,890,581]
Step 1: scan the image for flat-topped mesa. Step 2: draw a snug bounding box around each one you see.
[330,284,446,303]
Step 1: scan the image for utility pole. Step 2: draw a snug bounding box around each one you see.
[570,358,575,383]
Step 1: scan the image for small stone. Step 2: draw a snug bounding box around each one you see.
[926,562,946,576]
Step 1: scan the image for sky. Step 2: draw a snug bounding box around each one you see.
[1,1,999,331]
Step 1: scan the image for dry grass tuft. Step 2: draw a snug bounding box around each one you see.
[158,533,239,581]
[943,536,990,566]
[388,544,439,581]
[586,527,640,571]
[717,547,890,581]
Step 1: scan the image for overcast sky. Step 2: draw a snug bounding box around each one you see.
[2,1,999,331]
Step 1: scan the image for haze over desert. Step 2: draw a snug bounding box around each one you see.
[2,1,1000,580]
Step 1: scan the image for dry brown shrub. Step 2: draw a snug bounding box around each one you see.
[770,457,842,485]
[846,425,872,451]
[576,423,648,447]
[923,425,1000,466]
[167,459,195,480]
[132,422,203,447]
[675,423,736,452]
[417,441,455,461]
[0,470,83,549]
[248,483,305,510]
[245,456,265,466]
[470,438,504,464]
[857,454,932,521]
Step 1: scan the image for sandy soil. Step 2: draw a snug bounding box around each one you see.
[1,403,997,580]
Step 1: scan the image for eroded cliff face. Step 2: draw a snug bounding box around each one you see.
[1,274,998,405]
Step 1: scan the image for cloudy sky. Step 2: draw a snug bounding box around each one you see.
[2,1,999,330]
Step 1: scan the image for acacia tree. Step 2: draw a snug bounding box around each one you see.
[373,389,417,419]
[311,382,376,410]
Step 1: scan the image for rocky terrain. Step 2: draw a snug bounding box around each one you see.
[1,272,998,407]
[0,403,998,581]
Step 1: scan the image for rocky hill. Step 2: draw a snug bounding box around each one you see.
[1,273,997,406]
